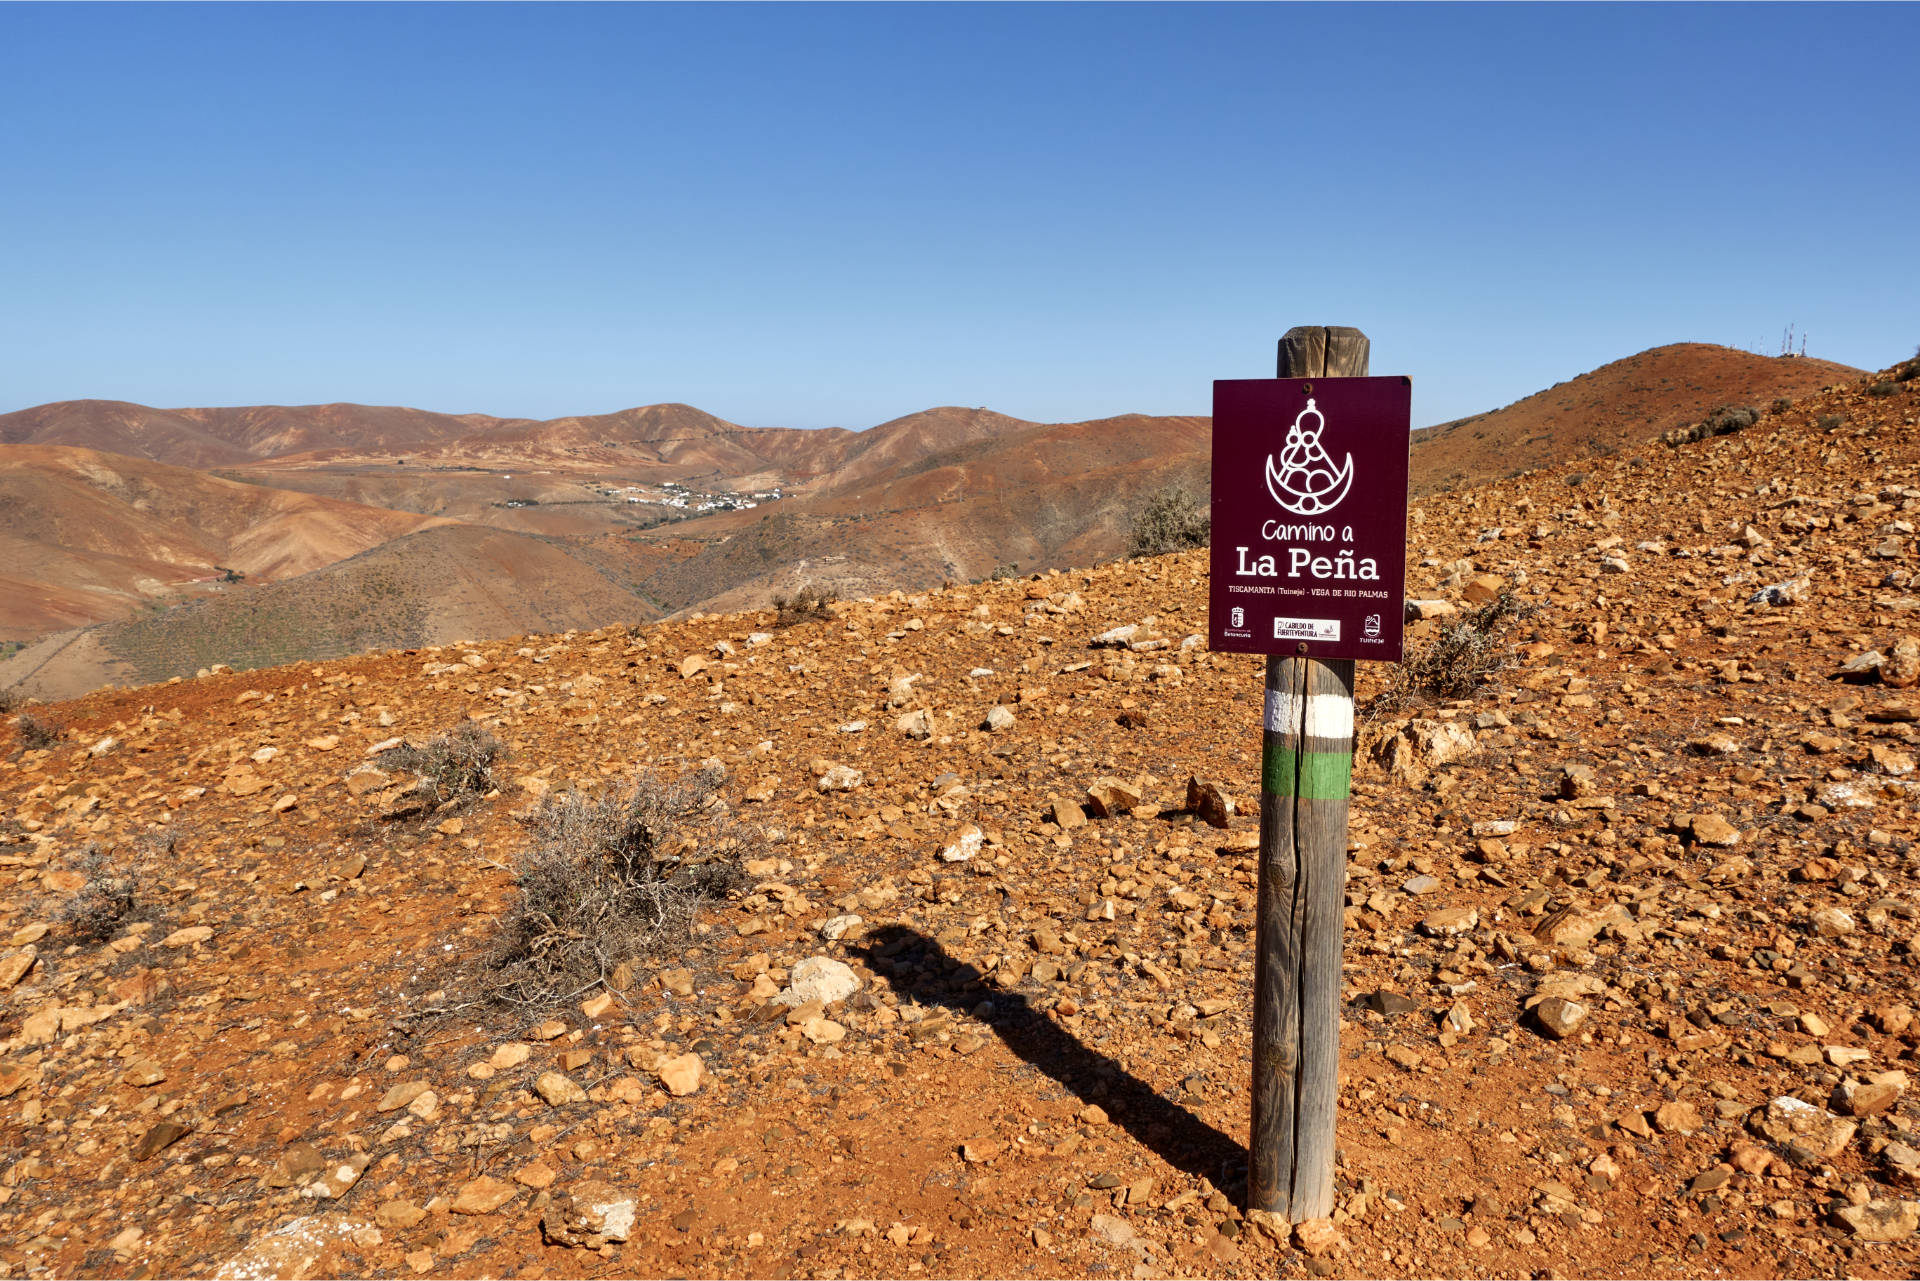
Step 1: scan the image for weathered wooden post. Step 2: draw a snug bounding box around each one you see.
[1206,327,1409,1223]
[1254,326,1366,1220]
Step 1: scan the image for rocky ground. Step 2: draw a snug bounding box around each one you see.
[1,362,1918,1280]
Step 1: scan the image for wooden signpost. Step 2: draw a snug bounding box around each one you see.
[1207,326,1411,1222]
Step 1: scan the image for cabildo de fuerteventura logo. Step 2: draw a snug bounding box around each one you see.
[1265,397,1354,516]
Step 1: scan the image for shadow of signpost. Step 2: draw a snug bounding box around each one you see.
[852,924,1246,1189]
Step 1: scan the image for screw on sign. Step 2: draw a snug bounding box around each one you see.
[1207,326,1410,1222]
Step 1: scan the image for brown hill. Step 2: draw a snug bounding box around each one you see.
[0,342,1874,692]
[0,400,512,469]
[0,365,1916,1280]
[0,398,858,490]
[619,410,1210,613]
[0,523,679,700]
[1409,343,1859,496]
[0,446,448,639]
[1,407,1210,693]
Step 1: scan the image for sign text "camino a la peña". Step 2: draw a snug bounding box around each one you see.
[1208,377,1411,661]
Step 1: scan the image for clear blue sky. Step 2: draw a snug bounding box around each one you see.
[3,3,1914,431]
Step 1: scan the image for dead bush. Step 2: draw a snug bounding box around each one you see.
[771,584,835,627]
[1129,485,1210,558]
[1368,591,1539,723]
[485,767,759,1008]
[1661,404,1759,448]
[0,688,22,716]
[55,845,140,943]
[377,722,506,806]
[16,712,63,751]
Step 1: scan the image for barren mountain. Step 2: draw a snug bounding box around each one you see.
[1409,344,1860,496]
[0,524,680,700]
[626,411,1212,614]
[0,407,1210,696]
[0,344,1881,698]
[0,398,855,488]
[0,359,1916,1281]
[0,446,447,639]
[0,400,512,470]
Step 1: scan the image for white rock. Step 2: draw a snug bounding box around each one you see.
[940,827,984,863]
[819,914,863,941]
[774,957,861,1008]
[817,765,863,792]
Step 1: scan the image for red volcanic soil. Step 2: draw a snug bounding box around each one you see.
[0,365,1917,1280]
[0,446,446,639]
[1410,344,1859,495]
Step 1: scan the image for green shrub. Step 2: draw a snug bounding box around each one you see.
[1128,486,1210,558]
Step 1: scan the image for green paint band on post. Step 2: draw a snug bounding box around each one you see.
[1261,744,1352,800]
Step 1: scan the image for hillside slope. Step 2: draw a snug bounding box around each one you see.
[0,446,448,638]
[1,408,1211,693]
[0,524,675,699]
[0,400,514,469]
[620,411,1211,612]
[1409,344,1858,495]
[0,367,1915,1280]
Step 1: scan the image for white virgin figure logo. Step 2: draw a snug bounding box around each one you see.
[1265,397,1354,516]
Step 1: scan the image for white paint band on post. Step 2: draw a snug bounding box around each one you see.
[1262,688,1355,741]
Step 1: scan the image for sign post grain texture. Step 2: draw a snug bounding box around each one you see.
[1218,325,1407,1224]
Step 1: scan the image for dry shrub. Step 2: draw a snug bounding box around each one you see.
[55,845,140,943]
[1129,486,1210,558]
[486,767,759,1008]
[1368,591,1539,722]
[771,584,835,627]
[1661,405,1759,448]
[16,712,63,751]
[0,688,22,716]
[378,722,506,806]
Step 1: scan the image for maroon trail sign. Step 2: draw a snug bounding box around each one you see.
[1208,376,1412,661]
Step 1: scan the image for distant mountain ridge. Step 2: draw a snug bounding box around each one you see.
[0,342,1877,699]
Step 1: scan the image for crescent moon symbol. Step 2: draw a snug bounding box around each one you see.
[1266,451,1355,515]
